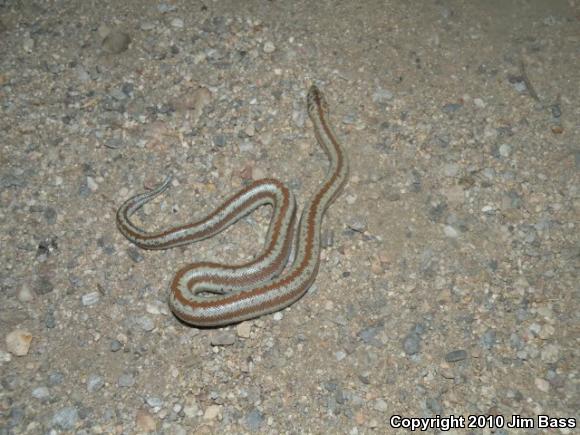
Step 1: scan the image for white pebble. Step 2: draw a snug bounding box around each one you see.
[263,41,276,53]
[443,225,459,238]
[171,18,184,28]
[535,377,550,392]
[82,291,100,306]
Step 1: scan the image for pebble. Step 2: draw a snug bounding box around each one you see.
[443,225,459,238]
[442,103,462,113]
[358,324,383,346]
[540,344,560,364]
[445,349,468,362]
[273,312,284,321]
[6,329,32,356]
[263,41,276,53]
[444,163,460,177]
[246,409,264,431]
[81,291,100,306]
[48,371,64,386]
[0,350,11,363]
[102,30,131,54]
[171,18,184,28]
[210,332,236,346]
[137,316,156,332]
[203,405,221,420]
[213,134,227,147]
[118,373,136,387]
[146,396,164,408]
[335,350,347,361]
[110,339,123,352]
[535,377,550,392]
[473,98,486,108]
[87,374,104,393]
[236,322,252,338]
[402,333,421,355]
[481,329,496,349]
[18,285,34,302]
[32,386,50,401]
[372,88,394,103]
[499,144,512,157]
[348,217,367,233]
[374,398,389,412]
[135,409,157,432]
[52,406,79,430]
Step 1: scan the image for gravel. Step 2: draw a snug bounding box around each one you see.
[1,1,577,433]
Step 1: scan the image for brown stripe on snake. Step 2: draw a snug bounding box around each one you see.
[116,85,348,326]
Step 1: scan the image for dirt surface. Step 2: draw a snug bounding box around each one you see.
[1,0,579,433]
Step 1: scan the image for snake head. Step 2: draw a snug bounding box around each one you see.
[307,85,329,115]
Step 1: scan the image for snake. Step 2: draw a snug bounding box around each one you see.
[116,85,348,326]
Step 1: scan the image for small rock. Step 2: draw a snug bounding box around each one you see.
[499,144,512,157]
[210,332,235,346]
[538,324,555,339]
[102,30,131,54]
[443,225,459,238]
[540,344,560,364]
[52,407,78,430]
[442,102,462,113]
[81,291,100,306]
[273,312,283,321]
[348,218,367,233]
[236,322,252,338]
[403,333,421,355]
[203,405,221,420]
[535,377,550,392]
[213,134,226,147]
[444,163,460,177]
[136,409,157,432]
[171,18,184,28]
[137,316,156,332]
[473,98,486,108]
[110,339,123,352]
[335,350,347,361]
[374,399,388,412]
[118,373,135,388]
[263,41,276,53]
[0,350,11,363]
[358,324,383,346]
[6,330,32,356]
[372,88,394,103]
[32,386,50,401]
[18,286,35,302]
[146,397,163,408]
[245,409,263,431]
[445,349,467,362]
[87,374,104,393]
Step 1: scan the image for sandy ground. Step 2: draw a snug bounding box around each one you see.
[1,0,579,433]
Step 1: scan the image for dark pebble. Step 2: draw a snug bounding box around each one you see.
[35,276,54,295]
[358,323,384,346]
[213,134,227,147]
[445,349,468,362]
[442,103,462,113]
[403,333,421,355]
[44,207,58,224]
[110,339,123,352]
[48,371,65,386]
[45,311,56,329]
[127,247,144,263]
